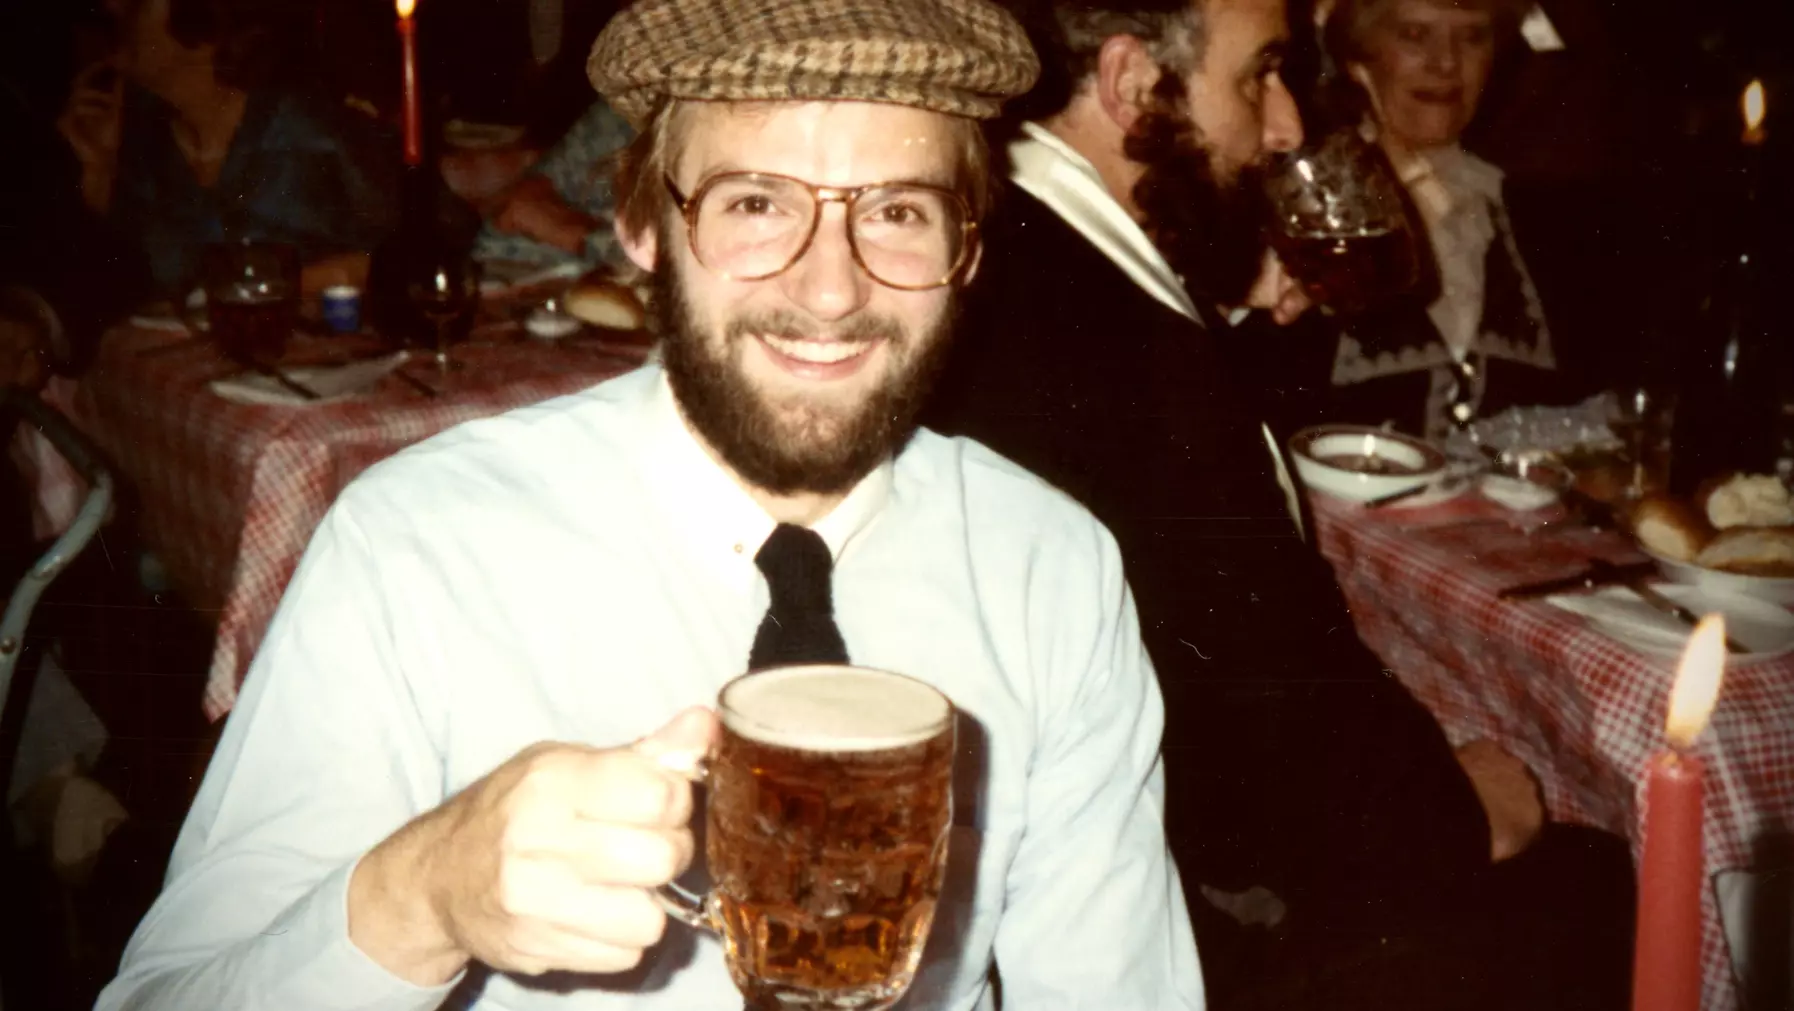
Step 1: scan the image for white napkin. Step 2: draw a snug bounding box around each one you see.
[210,352,410,406]
[1546,584,1794,659]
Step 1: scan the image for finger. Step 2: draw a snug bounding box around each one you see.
[535,881,670,949]
[633,706,721,780]
[568,749,694,828]
[498,856,673,944]
[549,821,695,888]
[494,920,653,977]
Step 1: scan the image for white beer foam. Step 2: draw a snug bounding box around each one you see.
[721,665,951,752]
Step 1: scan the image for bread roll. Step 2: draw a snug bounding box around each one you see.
[1631,495,1714,562]
[1696,526,1794,577]
[1702,473,1794,530]
[565,281,645,331]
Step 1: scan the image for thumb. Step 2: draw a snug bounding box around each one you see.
[633,706,720,780]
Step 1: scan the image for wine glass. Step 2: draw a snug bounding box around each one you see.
[404,254,481,373]
[1263,128,1422,315]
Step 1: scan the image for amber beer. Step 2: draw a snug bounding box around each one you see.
[1269,226,1419,315]
[209,288,297,364]
[705,665,954,1010]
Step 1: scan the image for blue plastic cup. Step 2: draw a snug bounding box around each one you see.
[321,285,362,334]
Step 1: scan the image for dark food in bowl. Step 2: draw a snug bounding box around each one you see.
[1314,452,1425,476]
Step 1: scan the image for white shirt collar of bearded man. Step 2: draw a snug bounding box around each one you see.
[1007,122,1306,541]
[644,369,894,593]
[1007,121,1201,323]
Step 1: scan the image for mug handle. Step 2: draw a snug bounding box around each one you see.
[652,749,718,933]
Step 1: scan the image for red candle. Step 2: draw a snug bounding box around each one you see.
[1630,614,1727,1011]
[397,0,422,166]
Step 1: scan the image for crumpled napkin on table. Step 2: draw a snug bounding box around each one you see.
[209,351,411,406]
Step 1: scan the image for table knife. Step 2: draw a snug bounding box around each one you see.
[1587,560,1749,654]
[1363,469,1480,510]
[252,363,322,401]
[1497,561,1656,600]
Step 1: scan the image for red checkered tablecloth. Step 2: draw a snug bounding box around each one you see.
[25,325,646,720]
[1313,495,1794,1011]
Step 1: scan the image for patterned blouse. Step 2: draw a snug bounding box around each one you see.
[473,100,635,271]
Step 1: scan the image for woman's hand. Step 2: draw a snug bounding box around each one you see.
[57,62,125,214]
[1455,739,1544,862]
[493,175,600,255]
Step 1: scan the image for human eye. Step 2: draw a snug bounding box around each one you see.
[871,200,930,227]
[705,177,801,219]
[723,192,783,216]
[860,190,943,231]
[1461,23,1493,47]
[1396,21,1428,43]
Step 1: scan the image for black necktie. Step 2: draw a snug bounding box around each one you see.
[747,524,850,669]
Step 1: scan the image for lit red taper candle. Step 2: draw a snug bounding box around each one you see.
[1630,614,1727,1011]
[397,0,422,165]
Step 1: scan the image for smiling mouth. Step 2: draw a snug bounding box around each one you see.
[758,333,876,366]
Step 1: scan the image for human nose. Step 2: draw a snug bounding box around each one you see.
[1424,34,1461,75]
[1262,75,1304,155]
[777,202,874,324]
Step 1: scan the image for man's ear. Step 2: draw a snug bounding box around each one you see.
[1095,34,1161,134]
[618,217,659,274]
[960,232,985,286]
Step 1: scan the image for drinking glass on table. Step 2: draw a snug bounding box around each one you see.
[659,665,955,1011]
[202,241,299,364]
[1611,385,1677,500]
[404,253,481,372]
[1263,129,1421,315]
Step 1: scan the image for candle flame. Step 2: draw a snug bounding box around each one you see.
[396,0,416,18]
[1744,80,1766,133]
[1665,614,1728,750]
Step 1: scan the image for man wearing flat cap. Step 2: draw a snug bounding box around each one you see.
[97,1,1206,1009]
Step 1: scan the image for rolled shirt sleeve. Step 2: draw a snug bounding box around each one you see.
[97,497,460,1011]
[992,517,1206,1008]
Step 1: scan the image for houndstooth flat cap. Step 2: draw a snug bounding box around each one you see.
[588,0,1040,128]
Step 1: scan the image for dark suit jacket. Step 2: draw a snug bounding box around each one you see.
[923,187,1489,936]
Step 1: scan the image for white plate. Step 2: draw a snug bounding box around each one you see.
[1547,583,1794,660]
[1645,550,1794,606]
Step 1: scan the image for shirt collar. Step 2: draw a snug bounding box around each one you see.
[640,368,893,576]
[1007,122,1200,324]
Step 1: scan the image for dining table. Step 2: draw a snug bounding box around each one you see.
[1311,491,1794,1011]
[24,319,650,720]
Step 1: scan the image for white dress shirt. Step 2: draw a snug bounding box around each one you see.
[1008,123,1305,541]
[98,365,1204,1011]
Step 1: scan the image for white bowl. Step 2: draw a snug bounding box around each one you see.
[1645,550,1794,606]
[1289,425,1446,504]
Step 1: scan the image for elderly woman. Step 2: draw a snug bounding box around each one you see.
[1318,0,1563,440]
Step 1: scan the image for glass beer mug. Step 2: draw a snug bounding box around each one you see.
[659,665,956,1010]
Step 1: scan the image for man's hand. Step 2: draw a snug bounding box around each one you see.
[492,174,601,255]
[348,708,720,985]
[57,61,124,214]
[1244,249,1313,326]
[1455,739,1544,863]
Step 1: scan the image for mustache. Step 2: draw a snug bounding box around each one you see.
[725,309,906,347]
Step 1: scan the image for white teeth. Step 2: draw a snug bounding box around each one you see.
[759,334,870,365]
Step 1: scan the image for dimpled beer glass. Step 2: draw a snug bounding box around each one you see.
[660,665,955,1010]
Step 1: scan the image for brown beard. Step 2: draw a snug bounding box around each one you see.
[653,244,959,496]
[1126,71,1272,309]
